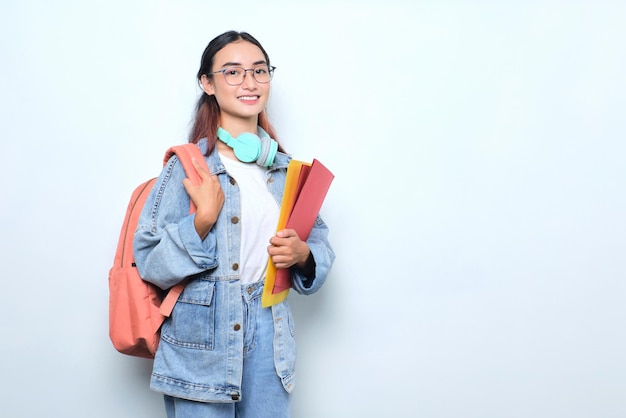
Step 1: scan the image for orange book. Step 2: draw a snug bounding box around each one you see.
[262,159,334,307]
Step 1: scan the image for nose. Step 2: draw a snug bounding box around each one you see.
[242,69,257,89]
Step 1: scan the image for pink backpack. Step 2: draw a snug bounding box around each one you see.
[108,143,207,358]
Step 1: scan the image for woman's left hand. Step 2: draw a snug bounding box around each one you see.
[267,229,310,270]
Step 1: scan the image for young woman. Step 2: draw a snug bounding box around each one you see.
[133,31,335,418]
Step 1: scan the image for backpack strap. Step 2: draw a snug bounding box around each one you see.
[163,143,209,212]
[159,143,210,318]
[160,283,185,317]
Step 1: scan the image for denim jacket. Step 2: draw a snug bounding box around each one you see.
[133,138,335,403]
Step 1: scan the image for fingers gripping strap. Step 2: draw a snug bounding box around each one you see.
[164,144,208,187]
[164,144,209,212]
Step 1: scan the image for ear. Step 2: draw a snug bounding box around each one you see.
[200,74,215,95]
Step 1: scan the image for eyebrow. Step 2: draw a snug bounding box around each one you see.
[220,60,267,68]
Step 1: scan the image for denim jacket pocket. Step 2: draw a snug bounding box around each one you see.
[161,280,216,350]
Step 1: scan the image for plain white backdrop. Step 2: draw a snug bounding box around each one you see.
[1,1,625,417]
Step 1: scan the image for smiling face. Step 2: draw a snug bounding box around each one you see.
[200,40,271,133]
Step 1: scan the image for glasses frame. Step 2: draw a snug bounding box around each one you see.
[208,65,277,86]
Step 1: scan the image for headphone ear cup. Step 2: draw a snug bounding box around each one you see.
[257,136,278,167]
[231,133,262,163]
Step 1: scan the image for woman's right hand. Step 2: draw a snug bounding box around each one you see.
[182,158,225,240]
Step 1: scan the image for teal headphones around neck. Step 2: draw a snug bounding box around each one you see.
[217,127,278,167]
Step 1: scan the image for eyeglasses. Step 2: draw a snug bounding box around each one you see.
[208,65,276,86]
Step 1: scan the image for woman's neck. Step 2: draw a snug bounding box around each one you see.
[218,116,258,138]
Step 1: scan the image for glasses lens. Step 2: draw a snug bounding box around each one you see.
[223,67,245,85]
[253,65,273,83]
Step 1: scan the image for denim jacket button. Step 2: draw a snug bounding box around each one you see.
[231,216,239,224]
[231,394,240,401]
[229,177,236,185]
[232,263,239,271]
[247,286,253,295]
[234,324,241,331]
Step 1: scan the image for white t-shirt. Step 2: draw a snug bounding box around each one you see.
[220,154,280,284]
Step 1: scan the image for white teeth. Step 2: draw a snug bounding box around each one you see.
[239,96,258,101]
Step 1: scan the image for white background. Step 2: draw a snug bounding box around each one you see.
[1,1,625,417]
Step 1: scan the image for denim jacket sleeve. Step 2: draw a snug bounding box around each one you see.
[290,215,335,295]
[133,155,218,290]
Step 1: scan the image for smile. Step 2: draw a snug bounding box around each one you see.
[238,95,260,102]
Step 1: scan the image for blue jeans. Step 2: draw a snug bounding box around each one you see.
[163,281,291,418]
